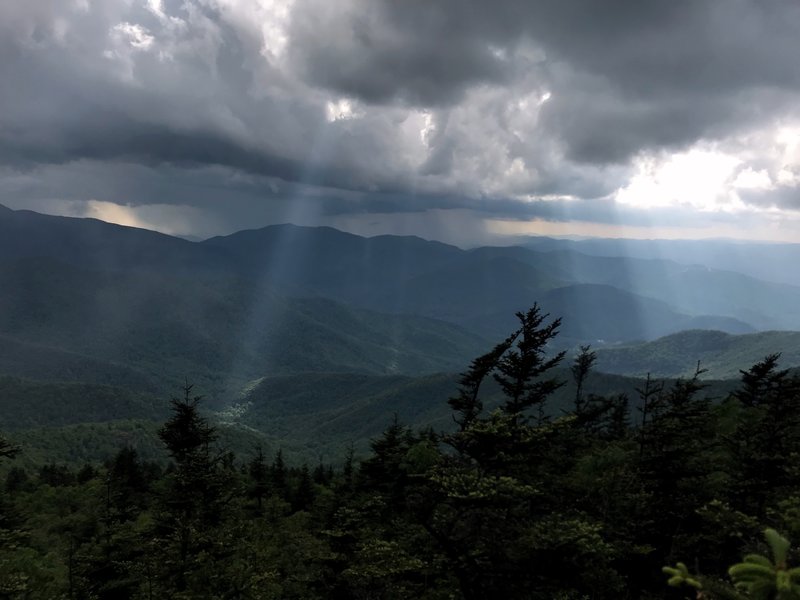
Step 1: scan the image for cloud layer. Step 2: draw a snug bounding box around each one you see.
[3,0,800,242]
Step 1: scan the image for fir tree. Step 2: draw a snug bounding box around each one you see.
[248,445,269,511]
[155,383,234,594]
[728,355,800,518]
[272,448,287,496]
[493,305,565,421]
[571,344,597,414]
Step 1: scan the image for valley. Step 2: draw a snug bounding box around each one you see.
[0,204,798,465]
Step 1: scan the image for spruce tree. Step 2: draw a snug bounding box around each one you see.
[728,355,800,518]
[422,306,614,599]
[571,344,597,414]
[155,383,233,594]
[248,445,269,512]
[493,305,565,421]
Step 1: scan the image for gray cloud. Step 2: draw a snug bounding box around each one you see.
[739,184,800,212]
[2,0,800,241]
[288,0,800,164]
[286,0,518,106]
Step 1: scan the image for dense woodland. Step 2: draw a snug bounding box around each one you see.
[2,306,800,599]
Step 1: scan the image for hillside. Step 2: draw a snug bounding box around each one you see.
[0,334,161,393]
[538,284,753,343]
[594,329,800,379]
[0,205,228,273]
[2,206,798,466]
[521,235,800,288]
[1,205,791,344]
[214,367,743,460]
[0,376,164,431]
[0,366,743,467]
[0,257,488,395]
[478,245,800,331]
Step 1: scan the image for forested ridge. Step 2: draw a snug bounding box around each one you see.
[2,306,800,599]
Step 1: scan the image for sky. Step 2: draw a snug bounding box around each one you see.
[3,0,800,246]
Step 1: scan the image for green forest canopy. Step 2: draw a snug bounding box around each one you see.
[2,305,800,599]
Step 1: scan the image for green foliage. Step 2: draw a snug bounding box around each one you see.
[493,306,565,418]
[571,344,597,412]
[6,304,800,599]
[0,376,164,431]
[727,356,800,518]
[663,561,703,589]
[0,256,488,398]
[665,529,800,599]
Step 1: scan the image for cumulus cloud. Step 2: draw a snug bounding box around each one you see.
[3,0,800,241]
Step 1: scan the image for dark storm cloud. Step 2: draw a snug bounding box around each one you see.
[3,0,800,238]
[286,0,518,106]
[255,0,800,195]
[318,190,718,230]
[0,3,320,180]
[289,0,800,164]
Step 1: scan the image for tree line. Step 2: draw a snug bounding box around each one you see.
[2,304,800,598]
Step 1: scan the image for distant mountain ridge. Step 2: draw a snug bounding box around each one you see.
[519,235,800,288]
[0,204,796,358]
[4,202,800,469]
[594,329,800,379]
[6,204,800,469]
[0,205,229,273]
[472,245,800,332]
[0,255,488,396]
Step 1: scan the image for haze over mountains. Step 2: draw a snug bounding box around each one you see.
[521,235,800,288]
[4,204,798,340]
[3,203,800,460]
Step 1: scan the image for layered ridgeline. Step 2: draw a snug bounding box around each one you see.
[2,327,790,464]
[522,234,800,288]
[1,203,800,463]
[0,256,487,394]
[0,366,743,466]
[595,329,800,379]
[4,203,798,345]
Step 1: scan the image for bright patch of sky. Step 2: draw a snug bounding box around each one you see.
[616,149,745,212]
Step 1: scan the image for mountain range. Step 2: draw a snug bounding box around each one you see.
[3,204,794,345]
[594,329,800,379]
[2,203,800,463]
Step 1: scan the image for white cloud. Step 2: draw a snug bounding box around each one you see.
[617,149,743,212]
[112,22,154,50]
[325,98,360,122]
[733,167,772,190]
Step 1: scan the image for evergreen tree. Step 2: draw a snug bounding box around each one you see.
[0,435,18,461]
[107,446,148,520]
[359,415,415,501]
[665,528,800,599]
[635,365,724,586]
[571,344,597,414]
[728,355,800,518]
[154,383,235,595]
[248,445,269,511]
[293,464,316,512]
[0,432,24,597]
[420,307,618,599]
[493,305,565,421]
[272,448,287,496]
[448,330,520,432]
